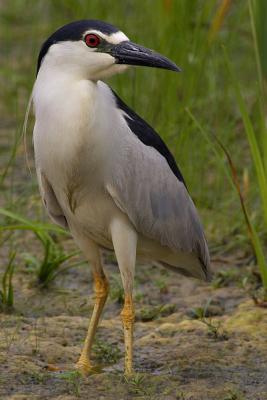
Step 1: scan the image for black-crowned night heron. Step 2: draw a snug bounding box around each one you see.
[32,20,211,376]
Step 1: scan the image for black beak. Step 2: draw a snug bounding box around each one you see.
[110,41,181,72]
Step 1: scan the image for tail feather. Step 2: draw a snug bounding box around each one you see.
[155,250,212,282]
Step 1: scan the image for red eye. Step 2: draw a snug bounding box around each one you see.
[84,34,100,48]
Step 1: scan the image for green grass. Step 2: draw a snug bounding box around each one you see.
[92,339,122,364]
[190,299,228,340]
[23,240,82,287]
[0,252,16,310]
[0,208,83,286]
[1,1,267,292]
[58,371,82,397]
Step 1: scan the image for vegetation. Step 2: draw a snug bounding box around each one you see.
[92,339,122,364]
[190,299,228,340]
[0,208,82,286]
[0,251,16,310]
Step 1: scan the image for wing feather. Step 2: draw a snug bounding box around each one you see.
[107,88,211,279]
[107,142,210,278]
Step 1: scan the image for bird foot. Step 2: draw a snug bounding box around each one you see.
[124,368,134,377]
[75,357,93,376]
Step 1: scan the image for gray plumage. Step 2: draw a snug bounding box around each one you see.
[107,106,210,280]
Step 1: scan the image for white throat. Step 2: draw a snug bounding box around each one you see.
[32,64,126,184]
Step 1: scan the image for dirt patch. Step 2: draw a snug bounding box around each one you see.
[0,258,267,400]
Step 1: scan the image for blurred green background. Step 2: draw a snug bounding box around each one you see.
[0,0,266,266]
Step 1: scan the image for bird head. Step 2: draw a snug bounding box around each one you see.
[37,20,181,81]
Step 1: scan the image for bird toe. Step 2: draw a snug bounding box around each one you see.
[75,358,93,376]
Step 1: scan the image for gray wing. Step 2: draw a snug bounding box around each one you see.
[37,169,68,229]
[107,139,210,279]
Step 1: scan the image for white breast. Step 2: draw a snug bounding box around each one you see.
[32,65,132,246]
[33,66,125,184]
[33,71,93,171]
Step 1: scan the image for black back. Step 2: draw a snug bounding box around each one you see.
[111,89,186,187]
[37,20,119,74]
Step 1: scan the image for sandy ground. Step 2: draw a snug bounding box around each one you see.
[0,251,267,400]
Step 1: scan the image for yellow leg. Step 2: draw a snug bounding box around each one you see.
[121,294,135,376]
[76,273,109,375]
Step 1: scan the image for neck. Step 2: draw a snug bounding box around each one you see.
[33,65,119,145]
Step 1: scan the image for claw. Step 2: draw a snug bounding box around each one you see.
[75,358,93,376]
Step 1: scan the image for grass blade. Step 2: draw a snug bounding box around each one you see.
[1,252,16,309]
[208,0,232,44]
[187,108,267,288]
[223,46,267,227]
[213,136,267,288]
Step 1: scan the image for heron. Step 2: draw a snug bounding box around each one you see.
[32,20,211,376]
